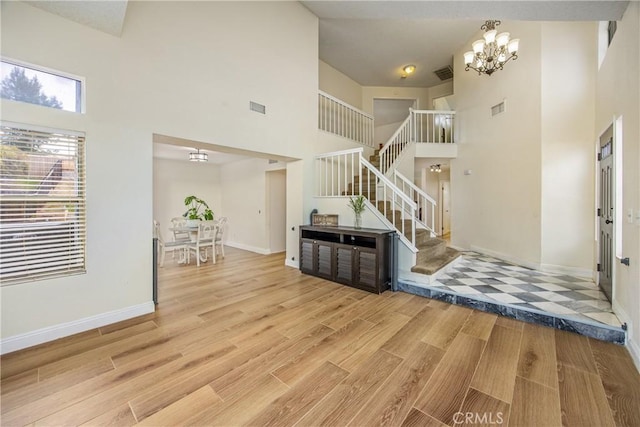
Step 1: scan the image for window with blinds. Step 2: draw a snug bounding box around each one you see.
[0,122,86,285]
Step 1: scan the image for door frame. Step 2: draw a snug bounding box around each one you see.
[440,180,451,236]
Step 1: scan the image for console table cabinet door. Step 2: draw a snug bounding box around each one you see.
[300,238,334,280]
[355,247,377,290]
[316,241,333,279]
[300,239,314,274]
[299,226,393,294]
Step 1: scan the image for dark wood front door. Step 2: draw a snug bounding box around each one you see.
[598,125,614,302]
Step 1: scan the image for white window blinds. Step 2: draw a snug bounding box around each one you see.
[0,122,86,285]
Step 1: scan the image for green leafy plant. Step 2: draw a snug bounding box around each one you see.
[183,195,214,220]
[348,195,366,214]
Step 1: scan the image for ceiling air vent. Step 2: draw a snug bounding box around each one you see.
[250,101,266,114]
[434,66,453,81]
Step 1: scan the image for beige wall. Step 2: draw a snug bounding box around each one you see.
[451,21,543,266]
[219,158,287,254]
[319,60,363,109]
[428,82,454,108]
[0,1,319,344]
[541,22,598,273]
[153,158,223,243]
[453,21,599,275]
[596,2,640,367]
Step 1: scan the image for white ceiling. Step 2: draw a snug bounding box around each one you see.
[26,0,128,36]
[24,0,629,162]
[153,143,253,165]
[25,0,629,88]
[152,133,295,165]
[303,0,629,87]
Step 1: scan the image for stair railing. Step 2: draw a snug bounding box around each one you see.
[360,157,417,247]
[412,110,456,144]
[318,91,375,148]
[393,170,437,236]
[315,147,363,198]
[378,113,412,175]
[314,147,418,249]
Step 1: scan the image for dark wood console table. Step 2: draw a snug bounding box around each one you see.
[299,225,394,294]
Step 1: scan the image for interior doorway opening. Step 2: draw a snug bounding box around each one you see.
[416,158,451,239]
[373,98,417,148]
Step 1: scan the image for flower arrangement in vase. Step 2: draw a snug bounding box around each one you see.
[348,195,366,229]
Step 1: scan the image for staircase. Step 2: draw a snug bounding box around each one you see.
[411,232,460,275]
[339,147,460,278]
[317,91,460,279]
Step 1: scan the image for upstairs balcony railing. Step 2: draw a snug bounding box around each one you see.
[379,109,456,175]
[318,91,374,148]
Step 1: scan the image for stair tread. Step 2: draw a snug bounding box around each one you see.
[411,247,460,275]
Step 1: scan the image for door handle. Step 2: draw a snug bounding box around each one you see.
[606,219,613,224]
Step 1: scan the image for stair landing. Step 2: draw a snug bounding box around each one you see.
[397,251,626,344]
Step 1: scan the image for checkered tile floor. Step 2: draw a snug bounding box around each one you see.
[431,252,622,327]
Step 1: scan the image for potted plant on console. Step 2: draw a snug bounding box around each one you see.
[183,195,214,227]
[348,195,366,229]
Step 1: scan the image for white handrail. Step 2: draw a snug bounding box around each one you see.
[378,113,412,175]
[315,148,362,198]
[394,170,437,235]
[318,91,374,148]
[412,109,457,115]
[315,147,363,159]
[360,157,417,246]
[319,91,373,120]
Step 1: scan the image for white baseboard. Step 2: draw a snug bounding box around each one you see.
[539,263,594,279]
[469,245,594,278]
[285,258,299,269]
[1,301,155,355]
[225,241,270,255]
[612,300,640,373]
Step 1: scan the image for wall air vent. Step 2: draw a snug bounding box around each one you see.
[434,65,453,81]
[250,101,266,114]
[268,159,278,164]
[491,100,506,116]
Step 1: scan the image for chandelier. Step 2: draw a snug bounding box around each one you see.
[464,20,519,76]
[430,164,442,173]
[189,148,208,162]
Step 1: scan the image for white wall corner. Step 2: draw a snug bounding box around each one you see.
[0,301,155,355]
[611,300,640,373]
[285,258,300,269]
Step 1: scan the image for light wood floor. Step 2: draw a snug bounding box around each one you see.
[1,248,639,426]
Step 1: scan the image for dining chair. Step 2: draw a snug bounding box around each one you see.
[170,216,191,243]
[187,220,217,266]
[154,220,188,267]
[214,216,228,259]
